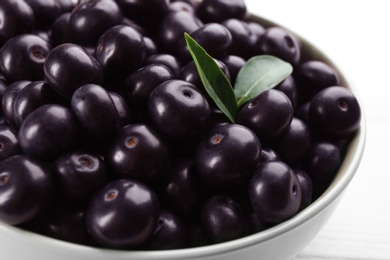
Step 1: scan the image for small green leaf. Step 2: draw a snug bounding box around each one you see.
[184,33,238,123]
[234,55,293,107]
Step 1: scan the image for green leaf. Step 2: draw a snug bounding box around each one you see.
[184,33,238,123]
[234,55,293,107]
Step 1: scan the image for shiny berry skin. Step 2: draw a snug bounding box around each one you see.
[249,160,302,223]
[13,81,64,127]
[237,89,294,145]
[259,147,280,163]
[168,1,195,14]
[0,126,21,162]
[1,80,31,128]
[176,23,233,63]
[143,210,187,250]
[273,117,312,164]
[0,34,51,82]
[179,60,231,90]
[144,54,183,77]
[196,124,261,187]
[309,86,361,139]
[106,124,171,183]
[255,27,301,66]
[304,142,341,198]
[0,0,35,46]
[44,43,104,98]
[18,104,80,160]
[201,195,248,244]
[143,36,158,57]
[124,64,174,107]
[108,91,134,127]
[0,155,54,225]
[85,179,160,249]
[295,169,313,211]
[71,84,120,138]
[148,80,211,141]
[275,75,298,109]
[222,18,263,59]
[220,55,246,84]
[50,13,75,47]
[95,25,146,83]
[69,0,123,45]
[158,11,203,53]
[197,0,247,23]
[162,158,205,218]
[54,150,107,202]
[295,60,340,101]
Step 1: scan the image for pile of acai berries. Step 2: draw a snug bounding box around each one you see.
[0,0,361,250]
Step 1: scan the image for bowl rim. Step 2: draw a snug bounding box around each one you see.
[0,13,367,260]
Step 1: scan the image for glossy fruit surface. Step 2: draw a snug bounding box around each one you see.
[162,158,205,218]
[44,43,103,98]
[85,179,160,249]
[143,210,187,250]
[0,0,35,46]
[124,64,174,107]
[237,89,294,144]
[18,104,80,159]
[71,84,120,138]
[69,0,123,45]
[13,81,64,127]
[95,25,146,82]
[158,11,203,53]
[0,126,21,162]
[148,79,211,141]
[54,150,107,202]
[196,124,261,187]
[106,124,171,183]
[1,80,31,128]
[201,195,248,243]
[197,0,247,23]
[0,34,51,82]
[255,27,301,66]
[309,86,361,139]
[295,60,340,101]
[249,160,302,223]
[176,23,233,63]
[0,155,54,225]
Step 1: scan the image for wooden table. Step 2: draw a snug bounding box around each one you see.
[245,0,390,259]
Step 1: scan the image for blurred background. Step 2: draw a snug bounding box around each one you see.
[244,0,390,259]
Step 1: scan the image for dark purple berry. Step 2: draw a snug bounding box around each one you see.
[86,179,160,249]
[0,0,35,46]
[0,155,54,225]
[0,34,51,82]
[237,89,294,145]
[44,43,103,98]
[148,79,211,141]
[197,0,247,23]
[196,124,261,187]
[309,86,361,139]
[249,160,302,223]
[143,210,187,250]
[18,104,80,159]
[54,150,107,202]
[71,84,120,138]
[106,124,171,184]
[201,195,248,243]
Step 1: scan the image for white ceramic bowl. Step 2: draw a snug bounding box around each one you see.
[0,14,366,260]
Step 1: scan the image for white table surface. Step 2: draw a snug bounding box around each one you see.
[245,0,390,259]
